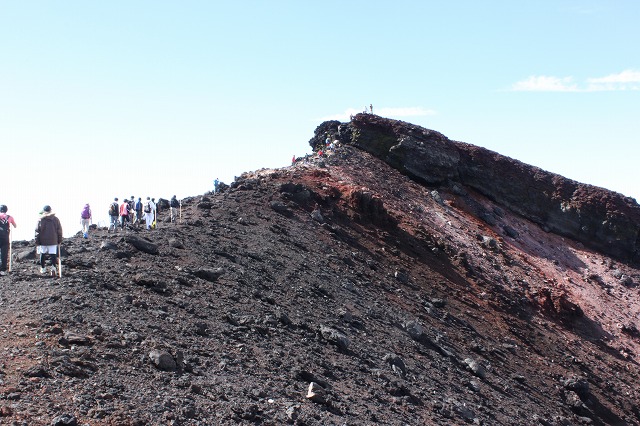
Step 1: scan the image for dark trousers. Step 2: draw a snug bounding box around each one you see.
[0,237,8,272]
[40,252,58,268]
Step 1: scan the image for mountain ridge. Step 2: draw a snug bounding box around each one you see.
[0,117,639,425]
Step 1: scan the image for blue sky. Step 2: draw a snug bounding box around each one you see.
[1,1,638,241]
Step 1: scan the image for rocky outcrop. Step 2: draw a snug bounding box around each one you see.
[311,114,640,262]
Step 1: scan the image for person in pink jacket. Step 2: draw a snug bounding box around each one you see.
[119,198,130,229]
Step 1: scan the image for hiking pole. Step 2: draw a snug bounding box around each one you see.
[8,227,12,272]
[179,201,182,224]
[57,244,62,278]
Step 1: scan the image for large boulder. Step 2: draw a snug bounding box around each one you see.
[125,235,159,255]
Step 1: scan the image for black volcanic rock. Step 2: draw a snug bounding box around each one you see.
[124,234,159,254]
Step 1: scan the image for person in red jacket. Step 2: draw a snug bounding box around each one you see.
[35,205,63,275]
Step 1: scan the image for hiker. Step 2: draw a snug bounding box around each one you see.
[214,178,219,194]
[0,205,17,276]
[108,198,119,232]
[370,103,373,114]
[128,196,136,225]
[80,203,92,238]
[152,198,159,216]
[134,197,143,225]
[119,198,131,229]
[151,198,157,225]
[35,205,63,275]
[169,195,180,223]
[143,197,155,230]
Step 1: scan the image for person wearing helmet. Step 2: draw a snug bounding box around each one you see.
[35,205,63,275]
[0,205,17,276]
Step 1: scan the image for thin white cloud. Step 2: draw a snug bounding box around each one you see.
[319,106,436,121]
[510,70,640,92]
[586,70,640,91]
[511,76,579,92]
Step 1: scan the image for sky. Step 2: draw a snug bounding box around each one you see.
[1,0,638,241]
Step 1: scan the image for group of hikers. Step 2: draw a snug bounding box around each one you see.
[102,195,182,235]
[0,194,183,277]
[0,176,228,277]
[292,133,340,165]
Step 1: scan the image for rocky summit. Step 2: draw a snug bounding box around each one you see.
[1,114,639,425]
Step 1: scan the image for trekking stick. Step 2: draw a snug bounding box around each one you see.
[8,227,12,272]
[57,244,62,278]
[179,201,182,224]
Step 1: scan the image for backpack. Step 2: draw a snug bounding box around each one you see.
[81,206,91,219]
[0,216,10,234]
[109,202,118,216]
[170,198,179,208]
[144,202,151,213]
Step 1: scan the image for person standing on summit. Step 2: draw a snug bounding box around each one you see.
[35,205,63,275]
[0,205,17,276]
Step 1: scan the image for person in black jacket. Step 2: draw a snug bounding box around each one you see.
[35,205,63,275]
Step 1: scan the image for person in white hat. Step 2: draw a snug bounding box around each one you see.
[35,205,63,275]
